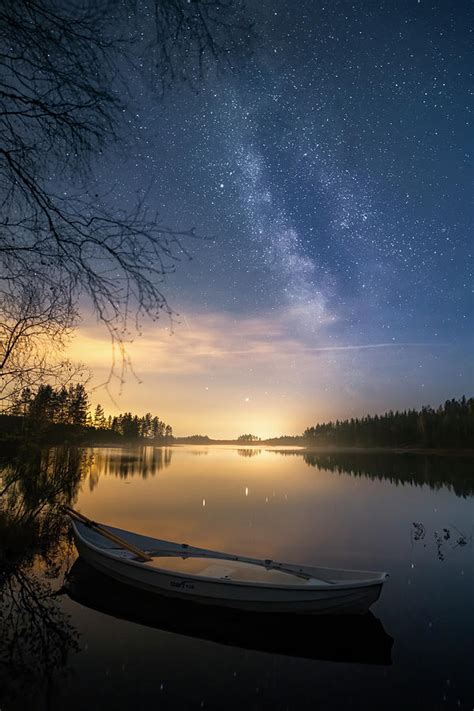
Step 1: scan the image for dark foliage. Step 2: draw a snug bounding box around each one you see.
[303,397,474,449]
[108,411,173,440]
[8,383,89,438]
[4,385,173,443]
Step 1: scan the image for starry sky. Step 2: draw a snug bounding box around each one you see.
[73,0,473,437]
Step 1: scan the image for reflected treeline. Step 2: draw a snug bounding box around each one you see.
[1,446,88,523]
[277,451,474,498]
[87,446,173,490]
[0,446,86,708]
[237,448,262,458]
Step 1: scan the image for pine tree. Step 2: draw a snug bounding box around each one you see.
[67,383,89,425]
[11,388,33,417]
[94,404,107,429]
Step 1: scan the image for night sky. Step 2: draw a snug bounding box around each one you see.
[75,0,473,437]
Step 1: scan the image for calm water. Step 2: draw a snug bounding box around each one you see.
[1,445,473,710]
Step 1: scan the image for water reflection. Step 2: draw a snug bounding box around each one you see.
[1,444,473,709]
[237,448,262,458]
[0,446,88,522]
[277,450,474,498]
[87,446,172,490]
[0,560,79,709]
[66,559,393,666]
[0,446,85,708]
[84,446,474,499]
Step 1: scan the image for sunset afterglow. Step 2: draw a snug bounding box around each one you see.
[69,305,468,438]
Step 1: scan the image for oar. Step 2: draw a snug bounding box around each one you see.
[225,554,312,581]
[146,546,315,582]
[65,508,331,583]
[64,506,152,562]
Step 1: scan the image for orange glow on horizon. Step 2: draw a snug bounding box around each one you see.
[64,307,444,438]
[66,309,333,438]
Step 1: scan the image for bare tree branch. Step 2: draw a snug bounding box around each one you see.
[0,0,252,401]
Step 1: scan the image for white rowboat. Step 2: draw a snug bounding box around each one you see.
[69,513,388,615]
[66,558,394,664]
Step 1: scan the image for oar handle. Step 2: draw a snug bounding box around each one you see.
[65,506,152,562]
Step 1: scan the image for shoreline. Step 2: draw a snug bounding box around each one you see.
[270,446,474,457]
[1,435,472,457]
[83,441,474,457]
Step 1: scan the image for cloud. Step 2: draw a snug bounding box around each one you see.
[68,309,297,375]
[68,308,443,378]
[66,306,452,436]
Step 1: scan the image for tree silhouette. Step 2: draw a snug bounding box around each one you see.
[93,403,107,429]
[0,283,83,403]
[303,397,474,450]
[0,0,252,404]
[237,433,260,442]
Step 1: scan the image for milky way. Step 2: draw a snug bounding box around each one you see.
[88,0,472,428]
[234,142,331,332]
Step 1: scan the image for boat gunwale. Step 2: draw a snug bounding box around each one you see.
[71,520,388,592]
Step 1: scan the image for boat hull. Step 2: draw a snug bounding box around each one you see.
[66,558,393,664]
[72,527,385,615]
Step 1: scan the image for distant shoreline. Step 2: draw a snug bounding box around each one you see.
[271,446,474,457]
[83,441,474,456]
[1,429,472,457]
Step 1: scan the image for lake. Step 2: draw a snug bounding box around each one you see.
[1,445,473,710]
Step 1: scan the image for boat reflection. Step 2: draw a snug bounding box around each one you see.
[66,558,393,666]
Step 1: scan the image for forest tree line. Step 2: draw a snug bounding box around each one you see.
[303,397,474,449]
[7,385,173,441]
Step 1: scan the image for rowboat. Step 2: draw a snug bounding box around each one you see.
[68,509,388,615]
[66,558,393,665]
